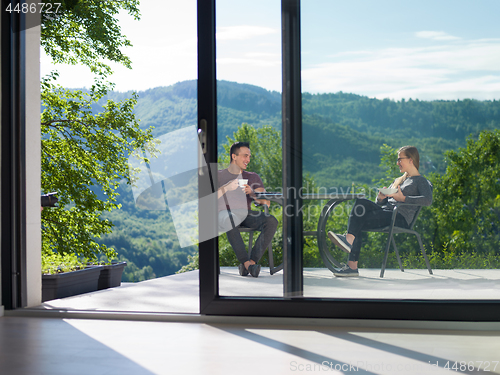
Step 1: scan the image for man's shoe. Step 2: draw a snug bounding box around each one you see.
[333,263,359,277]
[248,264,261,277]
[238,263,249,276]
[327,232,352,253]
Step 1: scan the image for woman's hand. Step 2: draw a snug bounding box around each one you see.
[387,186,406,202]
[377,187,388,201]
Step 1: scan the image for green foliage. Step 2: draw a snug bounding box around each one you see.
[102,82,500,190]
[302,93,500,142]
[41,0,159,276]
[429,129,500,255]
[41,252,86,274]
[41,0,140,77]
[177,254,199,274]
[41,74,155,261]
[92,183,195,281]
[374,144,401,187]
[219,123,283,190]
[40,0,156,272]
[403,248,500,269]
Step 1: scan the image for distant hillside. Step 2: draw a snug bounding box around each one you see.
[94,80,500,279]
[105,80,499,187]
[105,80,281,144]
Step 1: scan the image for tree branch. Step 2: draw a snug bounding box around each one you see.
[42,119,92,128]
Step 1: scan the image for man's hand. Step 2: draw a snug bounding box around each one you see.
[218,179,241,199]
[242,184,253,195]
[225,179,241,192]
[252,187,270,207]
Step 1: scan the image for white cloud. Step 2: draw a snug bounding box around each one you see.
[216,26,278,41]
[216,25,281,91]
[415,31,461,41]
[302,38,500,100]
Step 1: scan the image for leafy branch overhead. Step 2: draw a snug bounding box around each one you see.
[41,0,140,77]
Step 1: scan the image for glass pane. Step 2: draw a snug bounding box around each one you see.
[301,0,500,299]
[39,0,200,313]
[216,0,284,297]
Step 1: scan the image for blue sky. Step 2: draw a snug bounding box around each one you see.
[41,0,500,101]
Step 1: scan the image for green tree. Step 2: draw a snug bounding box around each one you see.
[374,143,401,188]
[41,75,154,260]
[219,123,282,190]
[430,130,500,255]
[40,0,155,262]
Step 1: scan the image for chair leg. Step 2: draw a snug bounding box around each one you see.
[217,246,220,274]
[248,232,254,258]
[268,241,284,275]
[391,236,404,272]
[380,233,393,278]
[415,232,433,275]
[268,242,274,271]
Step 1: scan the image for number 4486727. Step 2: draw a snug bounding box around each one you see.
[442,361,499,372]
[5,2,61,14]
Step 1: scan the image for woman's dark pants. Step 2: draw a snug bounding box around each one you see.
[347,198,408,262]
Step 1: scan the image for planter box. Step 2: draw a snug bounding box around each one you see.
[42,266,103,302]
[97,261,127,290]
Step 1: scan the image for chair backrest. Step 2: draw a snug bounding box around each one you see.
[406,205,422,230]
[405,179,433,230]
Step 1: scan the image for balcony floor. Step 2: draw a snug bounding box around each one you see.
[31,267,500,314]
[4,268,500,375]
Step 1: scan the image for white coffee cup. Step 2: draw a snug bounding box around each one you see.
[238,179,248,187]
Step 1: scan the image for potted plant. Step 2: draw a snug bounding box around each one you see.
[41,252,103,302]
[94,260,127,290]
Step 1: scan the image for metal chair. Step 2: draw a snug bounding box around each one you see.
[218,204,282,275]
[364,202,433,278]
[237,203,283,275]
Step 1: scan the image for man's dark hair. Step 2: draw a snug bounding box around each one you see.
[229,142,250,164]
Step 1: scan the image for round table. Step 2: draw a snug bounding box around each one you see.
[254,192,364,273]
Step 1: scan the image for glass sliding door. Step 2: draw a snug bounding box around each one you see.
[38,1,201,313]
[300,0,500,300]
[198,0,500,321]
[215,0,284,298]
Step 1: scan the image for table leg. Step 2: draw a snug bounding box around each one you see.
[317,199,346,272]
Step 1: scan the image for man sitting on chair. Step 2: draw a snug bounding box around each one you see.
[218,142,278,278]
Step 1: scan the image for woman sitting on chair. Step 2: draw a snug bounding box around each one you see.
[328,145,433,277]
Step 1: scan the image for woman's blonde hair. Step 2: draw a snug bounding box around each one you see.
[390,146,420,188]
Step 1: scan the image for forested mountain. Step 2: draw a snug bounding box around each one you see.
[95,80,500,280]
[105,80,499,186]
